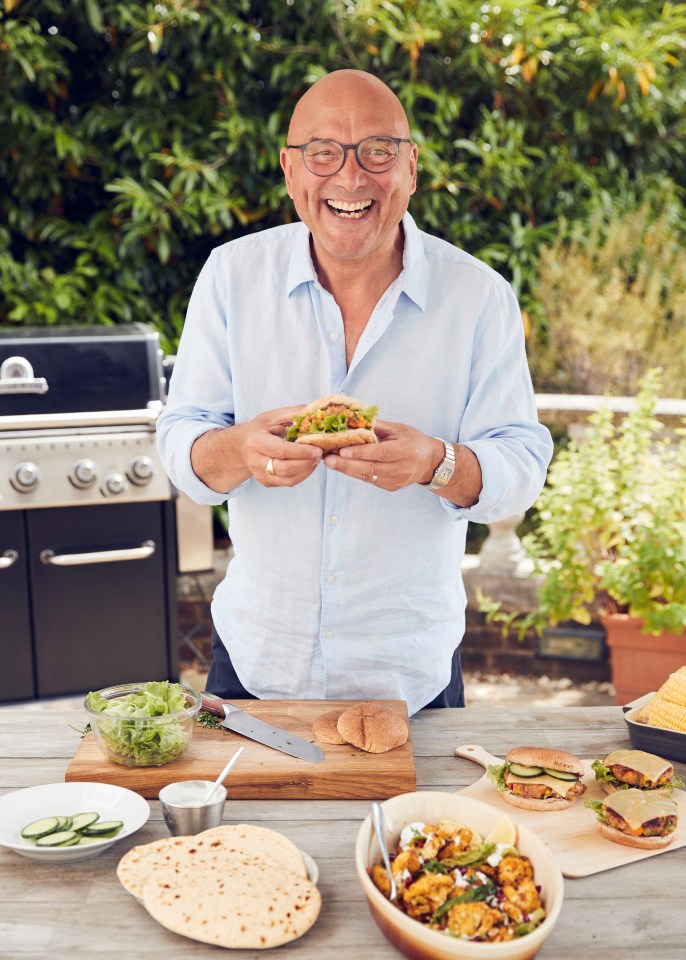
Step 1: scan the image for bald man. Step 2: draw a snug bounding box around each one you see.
[158,70,552,714]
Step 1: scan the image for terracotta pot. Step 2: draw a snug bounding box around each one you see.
[602,614,686,706]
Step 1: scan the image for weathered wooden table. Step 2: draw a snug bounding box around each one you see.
[1,705,684,959]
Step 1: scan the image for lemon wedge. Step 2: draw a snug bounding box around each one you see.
[485,816,517,847]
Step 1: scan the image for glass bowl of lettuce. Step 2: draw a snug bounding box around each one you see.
[84,681,202,767]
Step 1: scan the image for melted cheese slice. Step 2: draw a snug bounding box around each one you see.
[505,772,572,798]
[604,750,671,782]
[604,788,677,832]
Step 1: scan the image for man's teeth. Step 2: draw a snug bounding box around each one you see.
[326,199,373,218]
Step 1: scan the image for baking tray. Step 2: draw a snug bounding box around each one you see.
[623,692,686,763]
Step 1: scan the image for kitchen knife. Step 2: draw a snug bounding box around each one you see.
[200,693,325,763]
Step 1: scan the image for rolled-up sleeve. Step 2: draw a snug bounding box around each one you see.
[157,252,243,505]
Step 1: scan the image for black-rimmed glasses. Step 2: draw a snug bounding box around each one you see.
[286,136,412,176]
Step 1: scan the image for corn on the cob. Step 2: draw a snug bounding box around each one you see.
[647,665,686,731]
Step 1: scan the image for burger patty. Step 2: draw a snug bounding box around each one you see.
[604,808,678,837]
[508,779,586,801]
[608,763,673,789]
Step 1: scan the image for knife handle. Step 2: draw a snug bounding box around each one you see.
[199,691,229,717]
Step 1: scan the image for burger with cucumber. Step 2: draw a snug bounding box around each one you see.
[488,746,587,811]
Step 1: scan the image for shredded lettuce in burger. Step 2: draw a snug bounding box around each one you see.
[286,405,378,440]
[86,681,191,765]
[487,762,509,791]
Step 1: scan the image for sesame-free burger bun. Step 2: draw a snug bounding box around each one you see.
[506,746,585,777]
[599,823,674,850]
[501,792,575,812]
[295,429,376,451]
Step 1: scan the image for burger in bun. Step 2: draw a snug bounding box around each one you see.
[591,749,684,795]
[285,393,378,451]
[487,746,587,811]
[586,788,679,850]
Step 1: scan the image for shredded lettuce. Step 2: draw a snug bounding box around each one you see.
[86,681,191,766]
[285,405,378,441]
[487,762,509,791]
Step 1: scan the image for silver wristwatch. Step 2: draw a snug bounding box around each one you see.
[427,438,456,491]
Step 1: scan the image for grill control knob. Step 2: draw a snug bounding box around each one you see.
[127,455,154,485]
[70,459,99,489]
[103,473,128,496]
[11,461,41,492]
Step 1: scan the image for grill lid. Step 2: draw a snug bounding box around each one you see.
[0,324,165,417]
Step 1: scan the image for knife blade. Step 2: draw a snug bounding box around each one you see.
[200,692,324,763]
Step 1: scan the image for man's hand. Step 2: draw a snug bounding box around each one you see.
[191,405,322,492]
[323,419,441,490]
[322,419,482,506]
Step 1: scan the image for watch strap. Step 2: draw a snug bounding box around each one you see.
[427,438,456,490]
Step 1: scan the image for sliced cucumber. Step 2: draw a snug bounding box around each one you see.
[542,767,579,781]
[81,820,123,836]
[35,830,79,847]
[21,810,123,847]
[21,817,61,839]
[508,762,544,778]
[69,812,100,832]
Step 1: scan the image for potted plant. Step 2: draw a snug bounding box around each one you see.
[479,369,686,704]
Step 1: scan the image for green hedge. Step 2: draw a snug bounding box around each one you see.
[2,0,685,351]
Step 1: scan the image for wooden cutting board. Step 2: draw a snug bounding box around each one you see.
[65,700,415,800]
[455,744,686,878]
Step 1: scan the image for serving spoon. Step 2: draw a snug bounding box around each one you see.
[370,801,399,906]
[203,746,245,805]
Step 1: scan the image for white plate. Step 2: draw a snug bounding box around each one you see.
[0,782,150,863]
[299,848,319,885]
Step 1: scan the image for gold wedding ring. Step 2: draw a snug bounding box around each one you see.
[266,458,276,478]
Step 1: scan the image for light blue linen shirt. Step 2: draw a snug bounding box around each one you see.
[157,213,552,714]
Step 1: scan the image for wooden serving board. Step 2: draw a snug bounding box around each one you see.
[454,744,686,878]
[65,700,415,800]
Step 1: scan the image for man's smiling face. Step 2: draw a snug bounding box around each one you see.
[280,71,417,269]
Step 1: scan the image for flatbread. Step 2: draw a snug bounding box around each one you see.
[143,854,320,949]
[117,835,194,901]
[194,823,307,877]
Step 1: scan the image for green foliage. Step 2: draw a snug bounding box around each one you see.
[2,1,686,347]
[482,370,686,636]
[529,194,686,397]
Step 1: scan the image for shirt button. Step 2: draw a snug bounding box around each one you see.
[325,630,334,639]
[327,575,336,583]
[330,515,339,524]
[330,330,339,341]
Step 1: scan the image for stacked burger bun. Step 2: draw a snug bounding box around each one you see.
[312,702,409,754]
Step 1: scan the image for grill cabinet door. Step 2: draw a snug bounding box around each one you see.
[27,503,174,697]
[0,511,35,700]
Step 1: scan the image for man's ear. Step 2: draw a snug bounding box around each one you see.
[280,147,294,199]
[409,141,419,196]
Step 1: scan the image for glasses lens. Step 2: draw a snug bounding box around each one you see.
[302,140,344,174]
[357,137,399,172]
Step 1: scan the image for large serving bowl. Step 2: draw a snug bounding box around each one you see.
[84,682,202,767]
[355,791,564,960]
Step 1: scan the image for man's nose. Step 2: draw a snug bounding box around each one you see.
[337,147,369,185]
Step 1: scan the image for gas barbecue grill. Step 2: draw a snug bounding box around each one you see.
[0,324,178,702]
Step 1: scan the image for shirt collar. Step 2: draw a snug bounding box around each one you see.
[286,211,427,312]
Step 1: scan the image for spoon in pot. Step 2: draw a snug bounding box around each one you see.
[203,746,245,805]
[371,801,399,906]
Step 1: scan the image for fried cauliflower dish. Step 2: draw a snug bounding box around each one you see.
[370,819,546,943]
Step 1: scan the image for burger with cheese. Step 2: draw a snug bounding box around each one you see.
[586,788,679,849]
[591,749,685,794]
[487,746,587,811]
[285,393,378,451]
